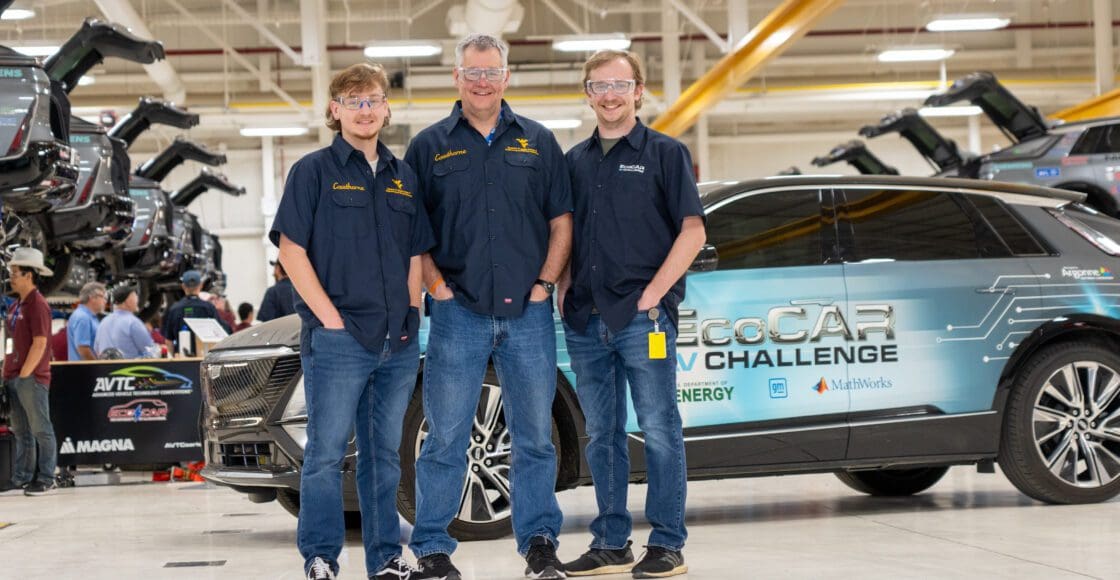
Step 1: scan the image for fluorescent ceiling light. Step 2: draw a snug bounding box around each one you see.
[553,34,631,53]
[239,127,309,137]
[540,119,582,130]
[919,105,983,117]
[78,75,95,86]
[877,47,956,62]
[1,8,35,20]
[364,41,442,58]
[12,45,60,57]
[826,90,936,102]
[926,16,1010,32]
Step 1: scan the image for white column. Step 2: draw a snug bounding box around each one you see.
[260,136,278,289]
[727,0,749,50]
[302,0,332,144]
[691,42,710,180]
[1094,0,1115,95]
[968,115,982,155]
[661,0,681,105]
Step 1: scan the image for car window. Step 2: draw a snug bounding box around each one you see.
[967,195,1049,256]
[1070,124,1120,155]
[704,189,823,270]
[839,188,985,261]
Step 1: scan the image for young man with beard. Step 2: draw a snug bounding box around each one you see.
[271,62,435,580]
[558,50,706,579]
[405,33,573,580]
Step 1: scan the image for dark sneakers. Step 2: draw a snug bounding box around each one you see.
[632,546,687,579]
[23,481,57,496]
[0,481,28,495]
[563,540,636,576]
[414,553,462,580]
[372,557,417,579]
[306,557,337,580]
[524,536,566,579]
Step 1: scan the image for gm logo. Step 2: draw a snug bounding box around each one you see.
[769,378,788,399]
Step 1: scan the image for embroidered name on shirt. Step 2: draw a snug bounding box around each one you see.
[435,149,467,162]
[332,182,365,191]
[386,179,412,198]
[504,138,539,156]
[619,164,646,174]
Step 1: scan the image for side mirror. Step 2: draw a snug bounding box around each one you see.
[690,244,718,272]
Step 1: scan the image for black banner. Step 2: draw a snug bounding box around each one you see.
[49,360,204,464]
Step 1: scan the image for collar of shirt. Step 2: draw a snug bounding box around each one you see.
[438,99,520,139]
[328,133,396,173]
[585,117,648,155]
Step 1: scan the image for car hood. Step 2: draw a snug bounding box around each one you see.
[212,314,301,351]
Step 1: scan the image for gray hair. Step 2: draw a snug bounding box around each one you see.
[78,281,106,304]
[455,33,509,68]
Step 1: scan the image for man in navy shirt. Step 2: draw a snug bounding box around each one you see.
[161,270,226,355]
[558,50,706,579]
[258,259,295,321]
[406,33,572,580]
[271,63,434,580]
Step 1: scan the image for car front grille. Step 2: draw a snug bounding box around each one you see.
[204,353,301,429]
[219,442,273,467]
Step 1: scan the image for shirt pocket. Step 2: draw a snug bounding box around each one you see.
[329,189,372,239]
[386,193,417,249]
[431,154,471,197]
[503,151,544,198]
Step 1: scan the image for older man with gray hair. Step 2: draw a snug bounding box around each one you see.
[67,281,107,361]
[406,32,572,580]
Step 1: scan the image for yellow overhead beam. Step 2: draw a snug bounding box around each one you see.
[650,0,846,137]
[1052,86,1120,122]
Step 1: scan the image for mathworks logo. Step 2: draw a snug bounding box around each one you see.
[812,378,828,395]
[1061,266,1114,281]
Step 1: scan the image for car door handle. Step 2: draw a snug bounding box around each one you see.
[790,298,835,306]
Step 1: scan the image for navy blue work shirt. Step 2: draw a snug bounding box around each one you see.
[563,119,705,334]
[405,100,572,318]
[162,295,226,351]
[269,134,436,354]
[257,277,295,322]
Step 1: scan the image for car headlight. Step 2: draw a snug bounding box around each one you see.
[281,376,307,421]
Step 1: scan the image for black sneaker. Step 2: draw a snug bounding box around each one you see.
[564,540,635,576]
[306,556,337,580]
[23,481,57,496]
[372,556,417,579]
[414,553,461,580]
[0,481,28,495]
[524,536,566,579]
[631,546,686,578]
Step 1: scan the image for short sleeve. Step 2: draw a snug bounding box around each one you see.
[659,141,705,228]
[541,130,573,220]
[28,301,51,340]
[269,158,320,250]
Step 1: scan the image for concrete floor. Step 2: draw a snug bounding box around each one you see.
[0,467,1116,579]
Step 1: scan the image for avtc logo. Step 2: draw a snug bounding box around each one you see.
[59,437,136,454]
[93,366,193,393]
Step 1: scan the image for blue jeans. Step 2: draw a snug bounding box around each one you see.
[298,328,419,576]
[563,310,687,551]
[7,376,57,487]
[410,298,563,557]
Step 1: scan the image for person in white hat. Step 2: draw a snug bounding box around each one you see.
[1,247,59,496]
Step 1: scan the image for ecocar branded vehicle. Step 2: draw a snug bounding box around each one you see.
[922,72,1120,216]
[201,175,1120,541]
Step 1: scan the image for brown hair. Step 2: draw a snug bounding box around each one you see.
[325,62,392,132]
[581,49,645,110]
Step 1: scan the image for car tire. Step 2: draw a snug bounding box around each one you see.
[1000,341,1120,504]
[276,488,362,528]
[834,466,949,496]
[397,364,561,542]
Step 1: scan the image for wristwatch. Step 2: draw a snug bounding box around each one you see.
[535,279,556,295]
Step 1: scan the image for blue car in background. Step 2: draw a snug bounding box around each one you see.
[200,174,1120,541]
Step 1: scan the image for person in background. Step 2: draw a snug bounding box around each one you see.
[210,293,237,330]
[66,282,107,361]
[258,259,296,321]
[0,248,59,496]
[50,322,68,362]
[162,270,227,355]
[235,302,254,332]
[94,286,156,359]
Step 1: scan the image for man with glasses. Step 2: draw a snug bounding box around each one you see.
[1,248,60,496]
[405,33,572,580]
[271,62,434,580]
[558,50,705,579]
[67,282,107,360]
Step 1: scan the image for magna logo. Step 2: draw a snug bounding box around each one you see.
[59,437,136,454]
[93,366,193,394]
